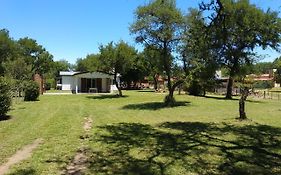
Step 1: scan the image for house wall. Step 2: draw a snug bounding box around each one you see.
[62,76,75,91]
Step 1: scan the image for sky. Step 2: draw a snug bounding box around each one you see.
[0,0,280,64]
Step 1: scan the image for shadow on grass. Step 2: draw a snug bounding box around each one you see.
[122,101,190,110]
[204,95,265,103]
[8,168,36,175]
[137,90,155,93]
[86,95,129,100]
[204,95,239,101]
[0,115,11,121]
[87,122,281,175]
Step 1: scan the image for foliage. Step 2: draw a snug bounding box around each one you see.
[182,8,219,96]
[141,46,164,90]
[44,80,52,90]
[273,56,281,83]
[24,81,40,101]
[75,54,100,72]
[130,0,185,104]
[201,0,281,99]
[18,37,54,75]
[252,62,273,74]
[0,77,11,117]
[99,41,137,96]
[253,80,274,89]
[0,29,16,75]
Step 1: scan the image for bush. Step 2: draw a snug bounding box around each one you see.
[253,80,274,89]
[187,80,204,96]
[45,81,51,91]
[24,81,40,101]
[0,77,12,117]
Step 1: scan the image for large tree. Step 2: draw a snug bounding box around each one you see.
[98,41,137,97]
[130,0,184,106]
[18,37,53,76]
[0,29,16,75]
[201,0,281,99]
[182,8,219,96]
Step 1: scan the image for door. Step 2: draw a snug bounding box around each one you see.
[81,78,87,93]
[97,78,102,92]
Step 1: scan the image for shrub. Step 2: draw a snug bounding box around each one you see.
[253,80,274,89]
[24,81,40,101]
[187,80,204,96]
[0,77,12,117]
[45,81,51,90]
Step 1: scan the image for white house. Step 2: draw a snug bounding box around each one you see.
[57,71,114,93]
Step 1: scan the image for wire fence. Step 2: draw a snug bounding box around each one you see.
[251,91,281,100]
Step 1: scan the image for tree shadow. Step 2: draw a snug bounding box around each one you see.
[86,95,129,100]
[87,122,281,175]
[122,101,190,110]
[137,90,155,93]
[204,95,239,101]
[8,168,36,175]
[0,115,12,121]
[203,95,265,103]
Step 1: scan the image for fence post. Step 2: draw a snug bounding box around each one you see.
[264,91,266,99]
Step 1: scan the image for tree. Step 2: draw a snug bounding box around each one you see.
[273,56,281,83]
[18,37,54,75]
[182,8,219,96]
[0,29,16,75]
[201,0,281,99]
[142,46,164,91]
[99,41,137,96]
[75,54,100,72]
[3,57,32,96]
[252,62,273,75]
[130,0,184,106]
[121,53,147,89]
[0,77,11,118]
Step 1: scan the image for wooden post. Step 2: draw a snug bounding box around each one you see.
[264,91,266,99]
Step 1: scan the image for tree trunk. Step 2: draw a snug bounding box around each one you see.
[239,87,249,120]
[178,84,182,95]
[226,76,233,99]
[153,74,158,91]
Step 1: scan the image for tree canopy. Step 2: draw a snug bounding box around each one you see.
[130,0,185,105]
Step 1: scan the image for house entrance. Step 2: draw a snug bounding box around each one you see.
[81,78,102,93]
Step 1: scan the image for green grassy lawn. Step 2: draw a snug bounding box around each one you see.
[1,91,281,175]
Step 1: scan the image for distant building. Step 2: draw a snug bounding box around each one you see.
[57,71,114,93]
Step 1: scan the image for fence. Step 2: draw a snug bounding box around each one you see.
[251,91,281,100]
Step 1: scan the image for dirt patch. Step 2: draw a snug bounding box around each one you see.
[62,118,93,174]
[83,118,93,132]
[62,148,90,175]
[0,138,43,175]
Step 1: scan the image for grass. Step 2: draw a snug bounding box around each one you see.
[0,91,281,174]
[44,89,72,93]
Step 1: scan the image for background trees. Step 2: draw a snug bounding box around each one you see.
[201,0,281,99]
[130,0,185,105]
[98,41,137,96]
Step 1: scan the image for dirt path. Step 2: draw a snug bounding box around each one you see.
[0,138,43,175]
[63,118,93,175]
[83,118,93,132]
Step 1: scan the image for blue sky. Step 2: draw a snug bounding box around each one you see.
[0,0,280,64]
